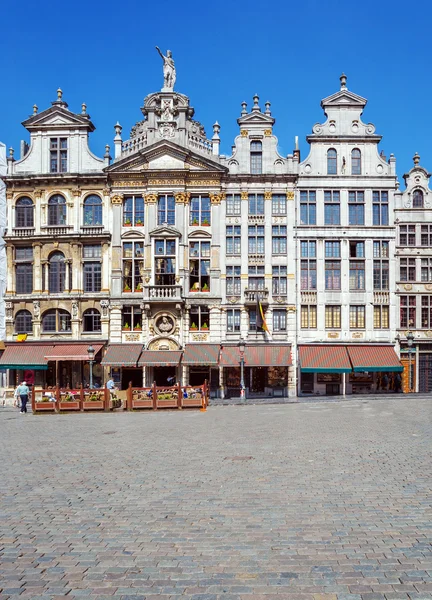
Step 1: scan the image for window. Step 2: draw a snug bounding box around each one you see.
[351,148,361,175]
[227,308,241,332]
[349,241,365,257]
[42,309,71,332]
[300,241,317,290]
[374,305,389,329]
[421,296,432,328]
[325,261,341,290]
[413,189,424,208]
[15,310,32,334]
[123,195,144,226]
[190,305,210,330]
[250,141,262,174]
[301,305,317,328]
[83,195,103,226]
[190,195,211,226]
[272,194,287,215]
[400,295,416,328]
[373,241,389,290]
[325,241,340,257]
[248,194,264,215]
[272,226,287,254]
[83,244,102,258]
[324,191,340,225]
[83,309,101,332]
[421,258,432,282]
[122,306,142,331]
[15,197,34,227]
[50,137,67,173]
[399,225,416,246]
[272,266,287,296]
[248,309,257,331]
[349,260,365,290]
[400,258,416,282]
[157,194,175,225]
[15,247,33,294]
[373,191,389,226]
[327,148,337,175]
[48,195,66,226]
[226,225,241,255]
[226,194,241,216]
[273,310,286,332]
[189,241,210,292]
[226,266,241,295]
[83,262,101,292]
[123,241,144,292]
[348,191,365,225]
[155,239,176,286]
[300,191,316,225]
[421,225,432,246]
[48,252,66,293]
[248,265,265,290]
[350,305,365,329]
[248,225,265,254]
[325,306,341,328]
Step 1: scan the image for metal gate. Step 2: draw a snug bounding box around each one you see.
[419,354,432,392]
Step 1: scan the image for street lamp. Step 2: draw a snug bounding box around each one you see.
[87,345,95,389]
[406,332,414,393]
[238,338,246,400]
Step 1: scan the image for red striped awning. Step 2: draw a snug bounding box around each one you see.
[183,344,220,365]
[0,344,54,370]
[219,345,241,366]
[244,344,292,367]
[347,345,403,372]
[45,344,104,361]
[101,344,142,367]
[299,345,352,373]
[138,350,182,366]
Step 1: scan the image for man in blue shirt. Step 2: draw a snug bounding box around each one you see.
[16,381,30,414]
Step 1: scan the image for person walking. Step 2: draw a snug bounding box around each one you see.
[106,378,116,397]
[16,381,30,414]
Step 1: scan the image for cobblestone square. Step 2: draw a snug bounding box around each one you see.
[1,398,431,600]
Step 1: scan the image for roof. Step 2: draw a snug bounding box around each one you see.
[0,344,54,370]
[182,344,220,365]
[45,344,104,361]
[100,344,142,367]
[347,345,403,373]
[299,345,352,373]
[138,350,182,366]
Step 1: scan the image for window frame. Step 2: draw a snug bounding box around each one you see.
[227,308,241,332]
[83,309,101,332]
[42,309,71,333]
[83,195,103,226]
[123,195,144,226]
[301,305,317,329]
[300,191,316,225]
[226,194,241,216]
[226,265,241,296]
[250,140,262,174]
[15,310,33,334]
[351,148,361,175]
[48,195,67,226]
[123,241,144,292]
[50,137,67,173]
[155,239,176,286]
[15,197,34,228]
[190,305,210,331]
[272,265,287,296]
[349,305,366,329]
[373,191,389,226]
[189,240,211,292]
[190,195,211,226]
[327,148,337,175]
[248,225,265,254]
[273,309,287,332]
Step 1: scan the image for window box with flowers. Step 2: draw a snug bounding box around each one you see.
[201,322,209,330]
[191,218,199,226]
[135,282,143,293]
[190,322,198,330]
[123,218,132,227]
[123,284,131,293]
[190,282,200,292]
[135,218,144,226]
[202,283,210,292]
[123,322,131,331]
[133,324,142,331]
[202,218,210,226]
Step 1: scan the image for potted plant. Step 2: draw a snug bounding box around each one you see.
[191,218,199,225]
[135,282,143,292]
[190,282,200,292]
[201,322,209,330]
[124,218,132,226]
[135,218,144,226]
[190,322,198,330]
[202,283,209,292]
[202,218,210,226]
[123,322,130,330]
[123,283,131,292]
[134,323,142,331]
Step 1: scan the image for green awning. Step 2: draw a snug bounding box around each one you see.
[0,364,48,370]
[347,345,403,373]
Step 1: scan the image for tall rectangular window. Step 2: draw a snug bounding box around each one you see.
[373,241,389,290]
[250,141,262,174]
[325,306,341,328]
[272,266,287,296]
[400,258,416,282]
[227,309,241,332]
[349,241,365,257]
[421,296,432,328]
[226,266,241,295]
[248,194,264,215]
[373,191,389,226]
[155,239,176,286]
[248,265,265,290]
[272,225,287,254]
[349,305,365,329]
[300,191,316,225]
[123,196,144,226]
[248,225,265,254]
[324,191,340,225]
[301,305,317,328]
[273,310,287,332]
[300,241,317,290]
[190,195,211,226]
[421,258,432,282]
[348,191,365,225]
[123,241,144,292]
[400,295,416,328]
[399,225,416,246]
[349,261,365,290]
[15,247,33,294]
[190,305,210,331]
[325,241,340,257]
[325,261,341,290]
[421,225,432,246]
[272,194,287,215]
[189,241,210,292]
[50,137,67,173]
[158,195,175,225]
[83,262,102,293]
[226,226,241,255]
[374,305,389,329]
[226,194,241,216]
[122,306,142,331]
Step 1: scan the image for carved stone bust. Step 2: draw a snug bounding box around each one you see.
[155,314,175,335]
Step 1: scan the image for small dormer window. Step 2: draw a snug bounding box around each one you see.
[413,189,424,208]
[327,148,337,175]
[50,138,67,173]
[351,148,361,175]
[250,141,262,174]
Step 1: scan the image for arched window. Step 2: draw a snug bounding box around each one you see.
[15,310,33,334]
[413,189,424,208]
[327,148,337,175]
[15,197,34,227]
[48,252,66,293]
[42,309,71,332]
[48,194,66,226]
[351,148,361,175]
[250,140,262,174]
[83,309,101,332]
[83,195,102,226]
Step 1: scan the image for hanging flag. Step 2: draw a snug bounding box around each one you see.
[256,295,269,333]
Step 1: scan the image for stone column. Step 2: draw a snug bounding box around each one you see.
[32,243,42,293]
[100,300,110,339]
[70,243,81,293]
[6,246,14,293]
[5,302,14,339]
[109,303,122,343]
[111,194,124,296]
[175,192,189,289]
[219,365,224,399]
[65,260,71,293]
[42,260,49,293]
[71,299,80,338]
[241,307,248,339]
[33,300,41,338]
[101,242,110,293]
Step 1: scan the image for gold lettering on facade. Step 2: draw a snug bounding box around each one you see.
[71,188,81,197]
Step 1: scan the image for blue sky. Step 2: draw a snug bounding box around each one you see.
[2,0,431,183]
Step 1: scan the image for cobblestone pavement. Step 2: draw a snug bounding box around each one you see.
[1,397,432,600]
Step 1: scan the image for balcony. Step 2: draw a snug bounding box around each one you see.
[80,225,110,238]
[40,225,74,236]
[6,227,35,238]
[374,291,390,304]
[143,285,183,301]
[244,288,269,305]
[301,291,317,304]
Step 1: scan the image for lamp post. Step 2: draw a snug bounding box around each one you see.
[238,338,245,401]
[87,345,95,389]
[406,332,414,393]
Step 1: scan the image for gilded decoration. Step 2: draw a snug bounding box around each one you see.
[191,333,209,342]
[286,305,296,312]
[102,188,111,196]
[116,180,145,187]
[425,331,432,338]
[174,192,190,204]
[264,129,272,137]
[187,179,220,186]
[264,192,272,200]
[240,192,248,200]
[351,332,364,339]
[110,194,123,205]
[240,130,248,137]
[6,191,13,200]
[144,193,157,204]
[287,191,295,200]
[328,332,340,339]
[148,338,179,351]
[71,188,81,197]
[124,333,141,342]
[149,179,185,186]
[209,193,222,205]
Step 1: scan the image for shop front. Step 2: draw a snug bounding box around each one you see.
[182,344,220,395]
[138,350,183,386]
[100,343,143,389]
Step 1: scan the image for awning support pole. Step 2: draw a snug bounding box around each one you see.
[342,372,346,397]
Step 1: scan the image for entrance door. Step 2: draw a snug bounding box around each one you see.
[122,368,142,389]
[154,366,176,386]
[250,367,266,393]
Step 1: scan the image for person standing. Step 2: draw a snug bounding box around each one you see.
[16,381,30,414]
[106,378,115,397]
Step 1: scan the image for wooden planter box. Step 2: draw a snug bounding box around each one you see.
[131,398,153,409]
[34,401,56,412]
[182,395,203,408]
[58,401,81,411]
[82,400,105,410]
[157,398,178,408]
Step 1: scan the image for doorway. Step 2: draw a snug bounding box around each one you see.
[154,366,176,386]
[121,368,142,389]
